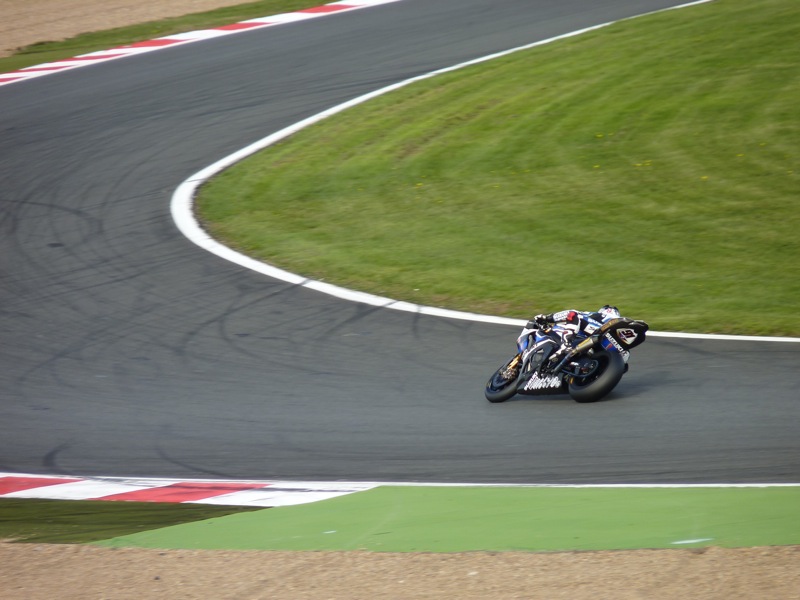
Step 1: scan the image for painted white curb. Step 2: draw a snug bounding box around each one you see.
[0,473,376,507]
[2,472,796,508]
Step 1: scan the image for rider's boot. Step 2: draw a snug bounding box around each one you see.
[549,333,573,367]
[547,346,568,366]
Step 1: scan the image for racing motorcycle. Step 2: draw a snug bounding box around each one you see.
[484,315,649,403]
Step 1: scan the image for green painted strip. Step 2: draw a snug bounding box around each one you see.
[97,486,800,552]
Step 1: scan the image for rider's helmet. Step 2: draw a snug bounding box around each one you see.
[597,305,620,320]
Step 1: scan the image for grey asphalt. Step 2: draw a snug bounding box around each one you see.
[1,0,798,484]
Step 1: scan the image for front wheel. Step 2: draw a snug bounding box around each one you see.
[567,350,625,403]
[484,354,522,403]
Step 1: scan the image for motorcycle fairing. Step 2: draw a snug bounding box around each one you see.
[517,371,566,395]
[598,318,649,350]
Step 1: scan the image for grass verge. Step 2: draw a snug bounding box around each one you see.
[98,486,800,552]
[0,0,326,73]
[197,0,800,336]
[5,486,799,551]
[0,499,260,544]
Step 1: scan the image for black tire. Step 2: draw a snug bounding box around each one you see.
[568,350,626,403]
[484,355,522,403]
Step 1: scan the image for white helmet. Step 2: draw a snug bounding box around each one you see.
[598,305,621,320]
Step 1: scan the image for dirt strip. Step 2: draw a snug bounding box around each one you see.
[0,0,254,56]
[3,541,800,600]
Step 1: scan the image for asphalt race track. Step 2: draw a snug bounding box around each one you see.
[1,0,798,484]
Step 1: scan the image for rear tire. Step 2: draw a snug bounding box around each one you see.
[485,355,522,403]
[568,350,625,403]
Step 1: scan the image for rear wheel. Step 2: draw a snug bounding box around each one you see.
[484,354,522,403]
[567,350,625,403]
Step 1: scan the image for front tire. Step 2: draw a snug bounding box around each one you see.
[484,355,522,403]
[568,350,625,403]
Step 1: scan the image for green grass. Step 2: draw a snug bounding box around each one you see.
[0,499,261,544]
[99,486,800,552]
[5,487,799,551]
[0,0,325,73]
[197,0,800,336]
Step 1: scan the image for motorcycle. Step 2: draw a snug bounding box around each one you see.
[485,315,649,403]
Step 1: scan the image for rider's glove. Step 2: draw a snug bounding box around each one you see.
[527,314,549,329]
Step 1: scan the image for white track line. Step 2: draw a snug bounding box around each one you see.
[171,0,799,344]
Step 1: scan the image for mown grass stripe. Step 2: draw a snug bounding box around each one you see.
[195,0,800,337]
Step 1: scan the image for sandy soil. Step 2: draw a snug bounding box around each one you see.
[0,0,252,56]
[3,541,799,599]
[2,1,799,598]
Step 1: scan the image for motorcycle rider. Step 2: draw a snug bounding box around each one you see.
[518,305,622,365]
